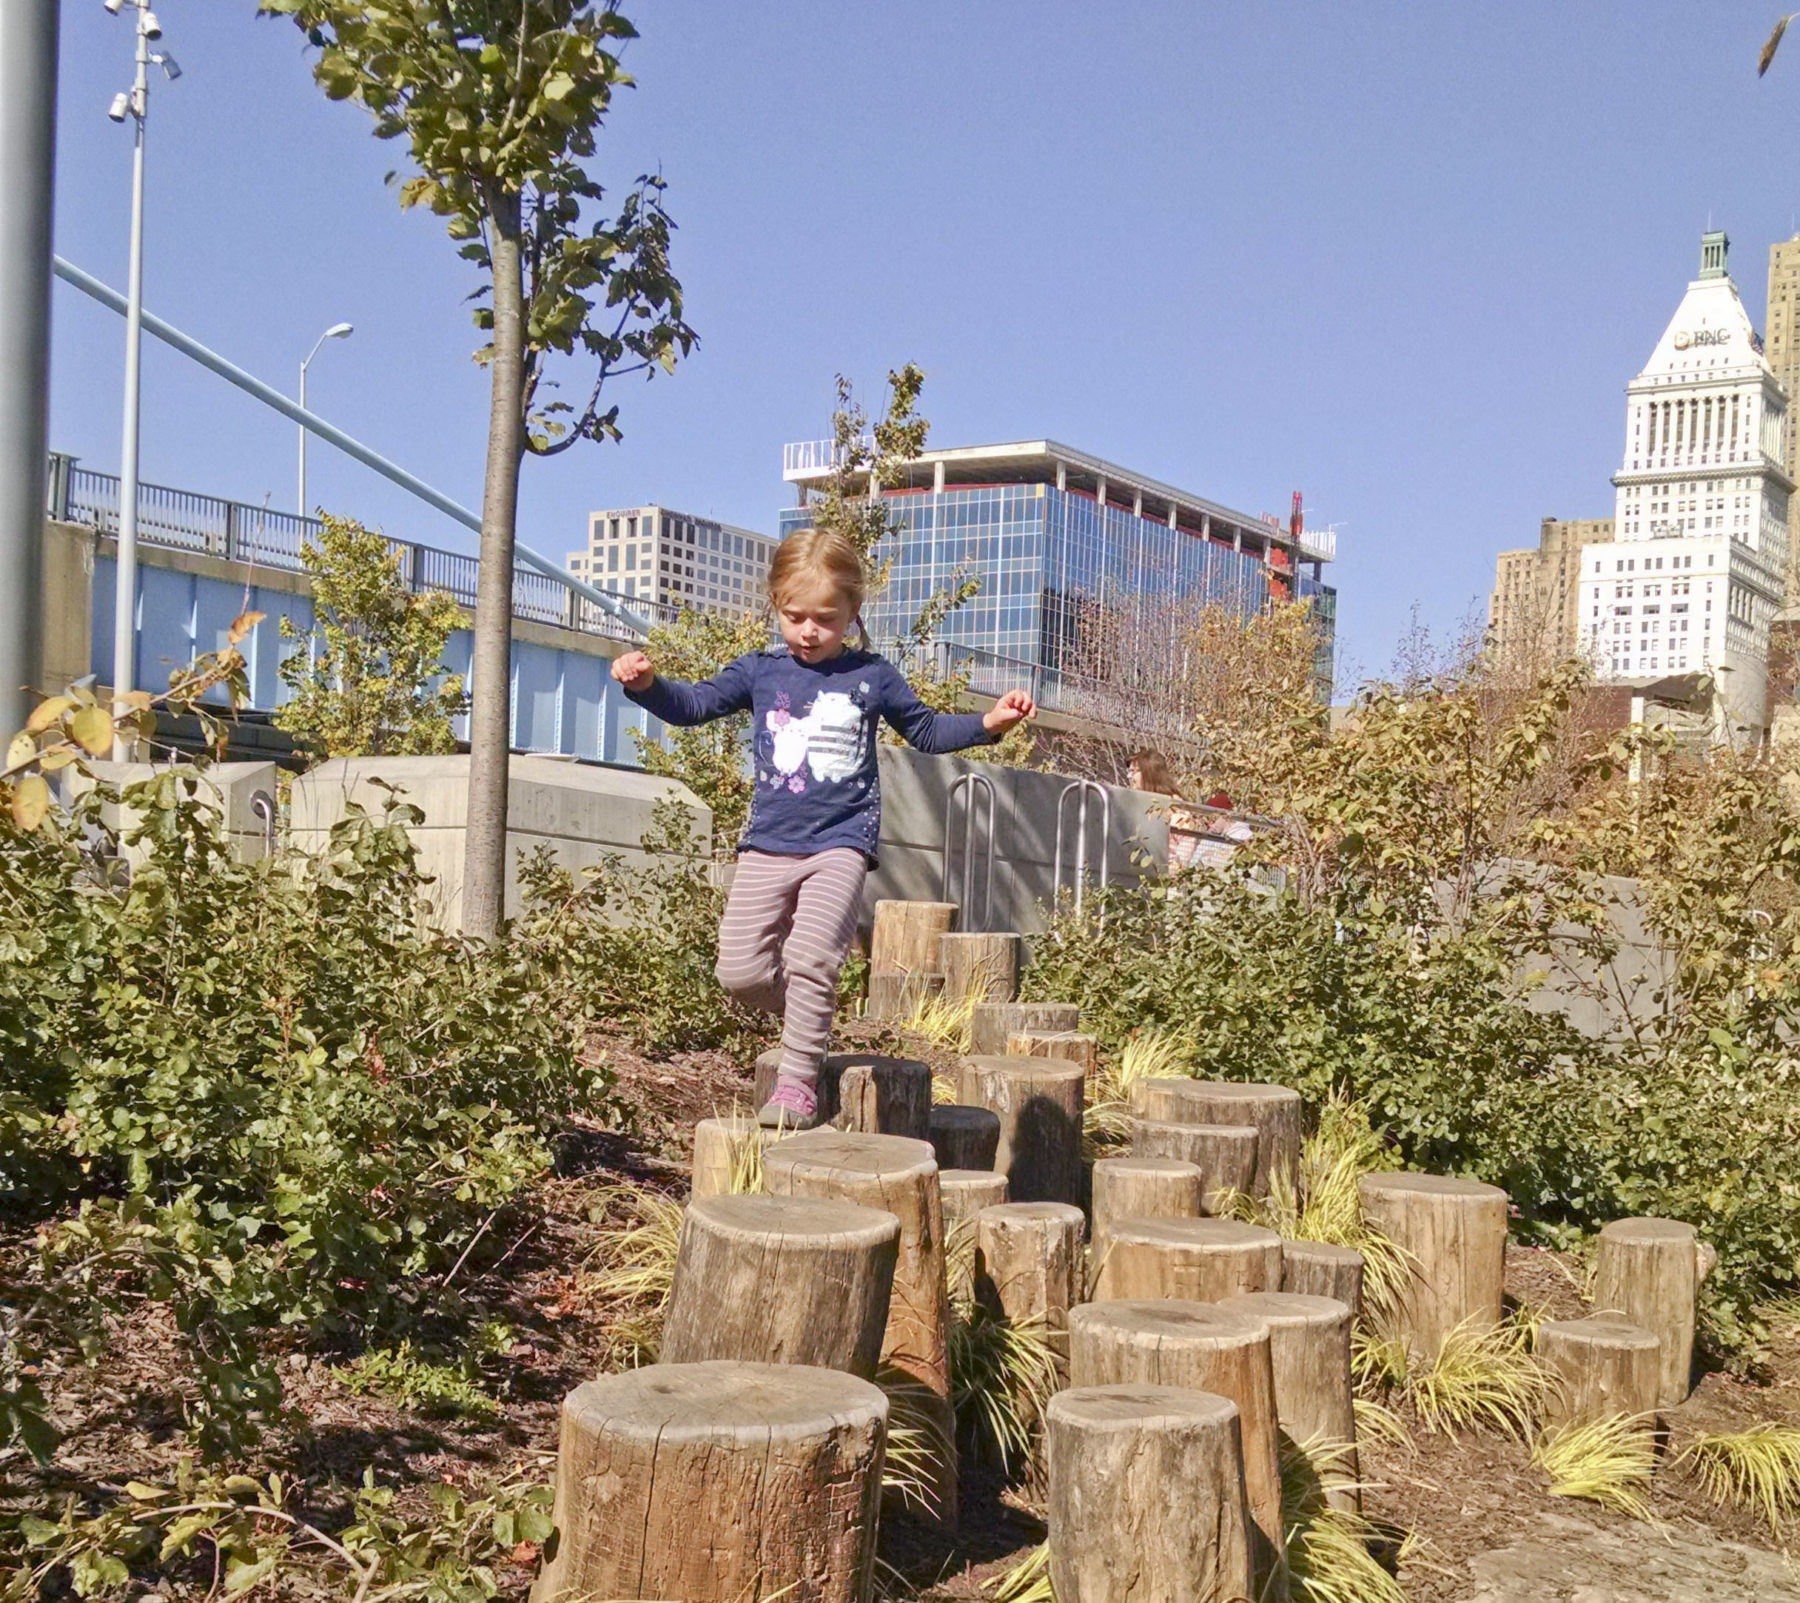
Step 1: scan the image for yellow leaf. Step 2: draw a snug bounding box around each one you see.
[70,705,114,757]
[11,775,49,831]
[6,733,34,770]
[24,695,74,734]
[228,610,266,646]
[122,689,154,711]
[39,748,77,772]
[124,1481,170,1502]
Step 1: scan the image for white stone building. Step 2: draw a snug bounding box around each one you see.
[567,504,775,615]
[1578,232,1793,743]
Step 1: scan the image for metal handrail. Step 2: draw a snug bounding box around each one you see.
[942,770,998,933]
[1053,779,1111,914]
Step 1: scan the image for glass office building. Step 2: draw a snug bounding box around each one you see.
[778,439,1336,694]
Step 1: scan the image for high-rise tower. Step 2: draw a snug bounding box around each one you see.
[1768,232,1800,594]
[1576,232,1793,743]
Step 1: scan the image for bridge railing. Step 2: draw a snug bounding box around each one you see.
[48,453,681,642]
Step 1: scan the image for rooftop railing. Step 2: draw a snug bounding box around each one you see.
[47,453,681,642]
[781,437,872,480]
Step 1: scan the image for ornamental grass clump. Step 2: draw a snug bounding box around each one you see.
[1358,1314,1548,1442]
[1531,1414,1656,1520]
[1674,1423,1800,1532]
[1280,1433,1405,1603]
[1083,1027,1191,1160]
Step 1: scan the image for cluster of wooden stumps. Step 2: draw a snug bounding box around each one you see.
[534,900,1715,1603]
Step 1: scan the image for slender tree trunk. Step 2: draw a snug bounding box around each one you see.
[462,192,527,940]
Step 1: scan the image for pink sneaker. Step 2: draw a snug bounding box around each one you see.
[757,1078,823,1131]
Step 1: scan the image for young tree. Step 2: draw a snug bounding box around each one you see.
[264,0,697,935]
[274,514,469,759]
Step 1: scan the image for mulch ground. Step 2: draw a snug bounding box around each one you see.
[20,1017,1800,1600]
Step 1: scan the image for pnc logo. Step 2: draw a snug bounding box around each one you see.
[1673,329,1731,350]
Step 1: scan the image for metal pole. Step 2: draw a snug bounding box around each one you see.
[297,359,306,517]
[111,9,152,752]
[0,2,57,735]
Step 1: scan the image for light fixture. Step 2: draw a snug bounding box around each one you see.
[324,321,354,341]
[155,52,181,80]
[140,9,161,39]
[103,0,125,14]
[107,91,131,122]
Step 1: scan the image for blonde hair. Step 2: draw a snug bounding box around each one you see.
[768,527,867,621]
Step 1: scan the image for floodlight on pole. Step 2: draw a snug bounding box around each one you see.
[104,0,174,758]
[298,321,353,518]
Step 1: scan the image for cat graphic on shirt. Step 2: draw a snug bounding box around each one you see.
[767,690,864,784]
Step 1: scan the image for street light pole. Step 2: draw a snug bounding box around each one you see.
[298,321,353,518]
[0,3,59,737]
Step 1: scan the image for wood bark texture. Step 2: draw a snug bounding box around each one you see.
[533,1360,886,1603]
[928,1104,1001,1172]
[869,899,957,975]
[1090,1156,1204,1256]
[974,1201,1086,1382]
[1069,1300,1287,1600]
[1592,1216,1708,1409]
[1128,1117,1258,1212]
[1047,1384,1255,1603]
[1224,1292,1358,1511]
[1357,1171,1508,1359]
[1092,1217,1283,1305]
[1129,1079,1302,1198]
[970,1000,1080,1057]
[958,1054,1085,1205]
[754,1050,932,1140]
[1005,1030,1101,1076]
[1536,1317,1662,1428]
[660,1195,900,1379]
[1281,1240,1366,1321]
[865,967,944,1023]
[762,1129,956,1523]
[940,1168,1009,1224]
[691,1115,780,1200]
[937,931,1021,1008]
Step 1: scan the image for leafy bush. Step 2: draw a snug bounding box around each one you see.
[0,772,618,1455]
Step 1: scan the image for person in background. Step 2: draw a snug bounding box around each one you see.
[1128,749,1202,871]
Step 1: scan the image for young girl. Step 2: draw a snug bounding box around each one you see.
[610,527,1036,1129]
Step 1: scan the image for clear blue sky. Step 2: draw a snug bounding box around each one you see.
[45,2,1800,690]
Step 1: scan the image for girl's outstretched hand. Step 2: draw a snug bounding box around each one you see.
[612,650,654,691]
[983,688,1037,734]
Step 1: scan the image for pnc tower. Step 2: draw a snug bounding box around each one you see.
[1578,231,1793,742]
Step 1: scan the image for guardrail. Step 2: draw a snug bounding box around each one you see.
[48,454,681,641]
[781,436,874,480]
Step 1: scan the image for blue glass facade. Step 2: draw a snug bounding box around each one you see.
[780,484,1274,673]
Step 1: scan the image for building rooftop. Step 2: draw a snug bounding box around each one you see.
[782,437,1335,564]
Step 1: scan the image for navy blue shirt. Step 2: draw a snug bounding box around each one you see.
[625,646,997,861]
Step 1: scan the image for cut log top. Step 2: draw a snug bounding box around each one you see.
[1225,1291,1353,1331]
[1047,1382,1241,1433]
[563,1359,888,1441]
[970,1000,1080,1056]
[1538,1316,1661,1353]
[1600,1216,1715,1273]
[684,1192,901,1250]
[764,1129,938,1180]
[1109,1217,1282,1252]
[931,1104,1001,1136]
[1095,1156,1206,1182]
[962,1053,1087,1087]
[1283,1241,1364,1269]
[1134,1079,1300,1109]
[980,1200,1088,1229]
[1358,1171,1508,1203]
[1070,1297,1269,1352]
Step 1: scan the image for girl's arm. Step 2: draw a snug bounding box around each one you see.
[617,651,756,726]
[877,662,1033,754]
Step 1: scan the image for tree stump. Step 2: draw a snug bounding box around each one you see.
[1130,1078,1303,1198]
[763,1129,956,1523]
[1357,1171,1508,1358]
[534,1360,886,1603]
[1047,1385,1254,1603]
[940,1168,1008,1226]
[928,1104,1001,1172]
[1128,1117,1258,1212]
[974,1202,1086,1383]
[870,899,958,975]
[970,1000,1080,1057]
[754,1049,932,1141]
[1070,1300,1287,1599]
[1093,1217,1283,1305]
[661,1195,900,1379]
[866,967,944,1023]
[1281,1240,1366,1322]
[958,1054,1084,1205]
[938,931,1022,1008]
[1536,1317,1662,1428]
[1090,1156,1204,1257]
[1592,1217,1711,1409]
[691,1114,780,1199]
[1225,1291,1359,1511]
[1005,1030,1101,1077]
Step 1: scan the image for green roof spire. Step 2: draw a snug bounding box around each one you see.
[1700,230,1730,279]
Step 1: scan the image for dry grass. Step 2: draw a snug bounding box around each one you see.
[900,984,978,1053]
[1674,1423,1800,1532]
[582,1181,685,1365]
[1531,1414,1656,1520]
[985,1541,1052,1602]
[1360,1314,1549,1441]
[1082,1027,1191,1160]
[1281,1433,1406,1603]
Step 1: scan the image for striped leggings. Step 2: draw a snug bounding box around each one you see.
[716,848,868,1087]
